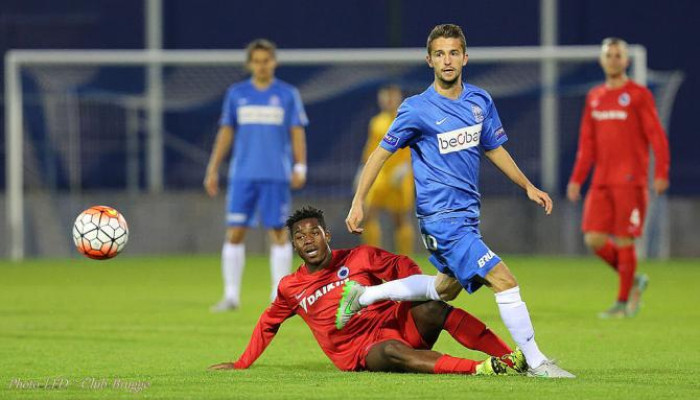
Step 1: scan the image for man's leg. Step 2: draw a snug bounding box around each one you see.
[214,180,258,311]
[357,272,460,306]
[409,301,514,363]
[610,186,649,317]
[486,262,574,378]
[268,228,292,302]
[212,226,247,312]
[364,340,506,375]
[485,263,545,367]
[600,235,648,318]
[584,232,618,271]
[260,182,293,302]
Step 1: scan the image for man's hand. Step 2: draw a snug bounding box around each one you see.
[653,178,669,195]
[208,361,243,371]
[204,171,219,197]
[291,172,306,190]
[566,182,581,202]
[346,203,365,234]
[526,184,553,215]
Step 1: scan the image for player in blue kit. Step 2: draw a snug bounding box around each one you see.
[343,24,574,378]
[205,39,309,311]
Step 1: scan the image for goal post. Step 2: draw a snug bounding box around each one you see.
[4,46,652,260]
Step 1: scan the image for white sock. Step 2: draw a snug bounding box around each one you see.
[222,243,245,304]
[270,243,292,301]
[358,275,441,306]
[495,286,547,368]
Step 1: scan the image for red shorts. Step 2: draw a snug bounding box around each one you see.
[582,186,648,237]
[356,302,430,370]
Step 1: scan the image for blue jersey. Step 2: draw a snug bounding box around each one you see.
[220,79,308,182]
[379,83,508,219]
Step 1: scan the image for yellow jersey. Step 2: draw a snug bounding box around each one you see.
[362,111,412,187]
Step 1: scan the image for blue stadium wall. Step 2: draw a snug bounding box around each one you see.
[1,0,698,194]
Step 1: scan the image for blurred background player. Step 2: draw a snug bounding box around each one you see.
[357,85,415,255]
[210,206,524,376]
[204,39,309,311]
[346,24,574,378]
[567,37,670,319]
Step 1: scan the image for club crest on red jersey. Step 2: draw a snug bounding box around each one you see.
[618,93,631,107]
[337,266,350,279]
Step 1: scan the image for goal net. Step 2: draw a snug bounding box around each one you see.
[4,47,682,259]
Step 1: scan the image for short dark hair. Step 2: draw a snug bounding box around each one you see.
[246,38,277,61]
[426,24,467,54]
[286,206,327,234]
[379,83,402,94]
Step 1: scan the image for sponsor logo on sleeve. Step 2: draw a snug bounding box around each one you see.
[495,127,506,138]
[436,124,482,154]
[383,134,400,147]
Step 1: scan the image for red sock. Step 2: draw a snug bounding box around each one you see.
[443,308,512,363]
[433,354,478,374]
[616,245,637,302]
[595,239,618,271]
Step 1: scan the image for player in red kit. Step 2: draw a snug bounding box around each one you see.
[209,206,526,376]
[567,37,670,319]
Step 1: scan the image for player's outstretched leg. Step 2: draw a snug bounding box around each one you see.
[626,273,649,316]
[364,340,508,376]
[488,263,575,378]
[336,281,366,329]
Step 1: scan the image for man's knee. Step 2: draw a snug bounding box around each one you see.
[486,263,518,292]
[268,228,288,245]
[584,233,608,250]
[434,274,462,301]
[613,236,634,247]
[381,342,411,366]
[227,227,247,244]
[411,301,450,326]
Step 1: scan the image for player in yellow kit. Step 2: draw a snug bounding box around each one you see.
[358,85,415,255]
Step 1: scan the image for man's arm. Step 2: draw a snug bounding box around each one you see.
[567,101,595,202]
[204,125,234,197]
[346,146,393,233]
[290,126,307,189]
[484,146,553,215]
[639,90,671,195]
[209,299,295,370]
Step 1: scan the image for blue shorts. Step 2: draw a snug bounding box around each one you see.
[419,213,501,294]
[225,180,291,229]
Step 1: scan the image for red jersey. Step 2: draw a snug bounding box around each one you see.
[569,80,670,187]
[233,245,422,371]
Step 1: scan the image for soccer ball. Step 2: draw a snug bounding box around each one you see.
[72,205,129,260]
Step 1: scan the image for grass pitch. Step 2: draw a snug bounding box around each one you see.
[1,253,699,399]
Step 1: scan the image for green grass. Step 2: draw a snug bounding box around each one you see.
[1,254,699,399]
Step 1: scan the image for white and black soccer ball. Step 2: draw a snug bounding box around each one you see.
[72,205,129,260]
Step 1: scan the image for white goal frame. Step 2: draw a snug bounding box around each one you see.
[4,46,648,260]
